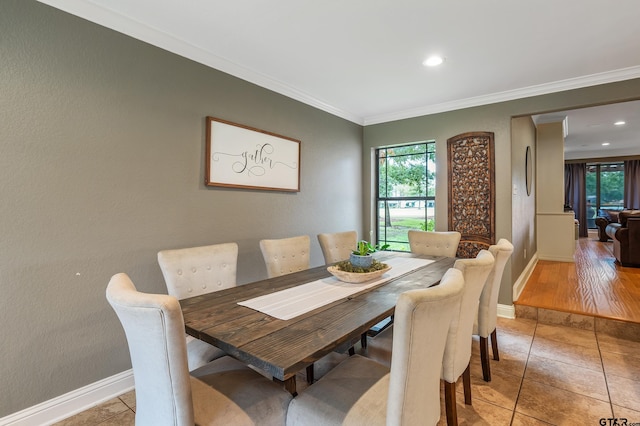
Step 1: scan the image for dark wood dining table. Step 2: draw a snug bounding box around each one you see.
[180,252,456,395]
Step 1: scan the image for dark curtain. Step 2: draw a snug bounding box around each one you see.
[564,163,587,237]
[624,159,640,209]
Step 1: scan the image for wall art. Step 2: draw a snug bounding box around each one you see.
[447,131,495,258]
[206,116,300,192]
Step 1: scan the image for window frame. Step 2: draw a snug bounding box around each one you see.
[375,141,436,251]
[585,161,625,228]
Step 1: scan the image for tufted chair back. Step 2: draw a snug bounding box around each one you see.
[259,235,310,278]
[317,230,357,264]
[158,242,238,300]
[408,230,461,257]
[107,273,195,426]
[157,243,238,371]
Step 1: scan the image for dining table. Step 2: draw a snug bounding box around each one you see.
[179,251,456,395]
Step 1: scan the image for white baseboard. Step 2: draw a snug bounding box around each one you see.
[497,254,540,320]
[513,253,539,302]
[497,303,516,319]
[0,370,134,426]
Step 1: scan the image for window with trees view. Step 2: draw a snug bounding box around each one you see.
[585,162,624,228]
[376,142,436,251]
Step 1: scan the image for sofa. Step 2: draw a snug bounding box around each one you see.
[595,208,624,241]
[604,210,640,267]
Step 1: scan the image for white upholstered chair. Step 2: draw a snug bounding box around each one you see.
[286,268,465,426]
[157,242,238,371]
[260,235,327,382]
[318,230,381,351]
[317,230,357,264]
[106,273,291,426]
[260,235,310,278]
[408,230,461,257]
[364,250,494,426]
[474,238,514,382]
[443,250,495,426]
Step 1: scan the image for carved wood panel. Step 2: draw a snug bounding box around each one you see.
[447,132,496,258]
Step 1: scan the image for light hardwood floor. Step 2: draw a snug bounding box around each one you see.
[516,232,640,324]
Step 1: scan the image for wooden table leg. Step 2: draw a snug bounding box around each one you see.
[273,376,297,396]
[306,365,314,384]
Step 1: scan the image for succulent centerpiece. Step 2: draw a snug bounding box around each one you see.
[349,240,389,269]
[329,240,391,283]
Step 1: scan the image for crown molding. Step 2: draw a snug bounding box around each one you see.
[37,0,364,124]
[36,1,640,127]
[364,66,640,125]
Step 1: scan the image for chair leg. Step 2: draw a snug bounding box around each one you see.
[462,363,472,405]
[361,333,368,349]
[444,380,458,426]
[306,364,314,384]
[348,347,355,356]
[480,336,491,382]
[490,328,499,361]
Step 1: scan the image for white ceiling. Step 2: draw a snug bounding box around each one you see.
[536,100,640,160]
[34,1,640,159]
[38,0,640,127]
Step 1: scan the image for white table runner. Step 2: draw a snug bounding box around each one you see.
[238,257,434,320]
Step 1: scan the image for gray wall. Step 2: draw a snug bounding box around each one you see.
[511,117,537,280]
[363,81,640,306]
[0,1,362,416]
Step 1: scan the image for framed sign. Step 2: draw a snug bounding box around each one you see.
[205,117,300,192]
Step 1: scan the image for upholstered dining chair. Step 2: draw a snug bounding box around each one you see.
[364,249,494,426]
[260,235,310,278]
[408,230,461,257]
[106,273,292,426]
[443,250,495,426]
[260,234,328,383]
[318,230,381,351]
[286,268,465,426]
[317,230,357,264]
[157,242,238,371]
[474,238,514,382]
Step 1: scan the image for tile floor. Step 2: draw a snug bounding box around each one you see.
[54,310,640,425]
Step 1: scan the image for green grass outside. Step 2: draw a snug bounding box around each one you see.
[391,218,425,228]
[378,218,435,252]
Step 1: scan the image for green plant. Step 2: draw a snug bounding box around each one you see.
[420,219,435,232]
[352,240,390,256]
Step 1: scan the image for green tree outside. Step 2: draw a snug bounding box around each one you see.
[377,143,436,250]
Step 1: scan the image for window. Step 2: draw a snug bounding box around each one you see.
[376,142,436,251]
[585,162,624,228]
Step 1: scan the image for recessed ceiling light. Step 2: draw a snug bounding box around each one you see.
[602,142,610,146]
[423,56,444,67]
[614,121,626,126]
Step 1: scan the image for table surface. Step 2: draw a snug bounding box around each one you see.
[180,252,456,387]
